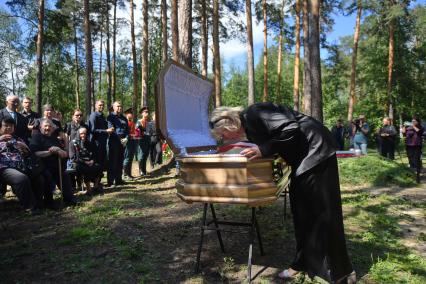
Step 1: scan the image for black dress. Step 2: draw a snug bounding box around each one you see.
[240,102,353,281]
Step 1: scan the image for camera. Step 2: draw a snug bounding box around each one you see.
[403,121,412,127]
[354,119,361,131]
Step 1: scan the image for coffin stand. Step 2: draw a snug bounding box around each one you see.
[155,60,286,282]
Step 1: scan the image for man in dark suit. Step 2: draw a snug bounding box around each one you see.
[21,96,40,140]
[0,95,28,143]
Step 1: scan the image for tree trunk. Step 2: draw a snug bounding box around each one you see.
[105,0,112,108]
[130,0,138,116]
[35,0,44,114]
[141,0,148,108]
[83,0,93,115]
[309,0,322,122]
[213,0,221,107]
[262,0,268,102]
[161,0,168,63]
[302,0,311,115]
[276,1,285,105]
[347,0,362,122]
[73,20,80,108]
[98,11,103,96]
[387,18,395,120]
[171,0,179,61]
[111,0,117,104]
[246,0,255,105]
[178,0,192,67]
[293,0,301,111]
[200,0,208,77]
[7,42,16,96]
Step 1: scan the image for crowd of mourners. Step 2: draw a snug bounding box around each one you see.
[330,114,424,171]
[0,95,163,215]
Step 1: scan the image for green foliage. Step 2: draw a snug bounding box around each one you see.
[338,153,416,187]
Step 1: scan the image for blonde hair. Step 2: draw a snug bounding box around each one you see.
[210,106,244,140]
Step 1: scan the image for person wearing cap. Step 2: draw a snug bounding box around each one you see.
[106,101,129,186]
[135,107,151,176]
[123,108,139,179]
[88,100,114,179]
[209,102,355,284]
[353,114,369,155]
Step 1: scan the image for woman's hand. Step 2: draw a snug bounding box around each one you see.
[15,142,30,154]
[0,134,12,141]
[240,146,262,160]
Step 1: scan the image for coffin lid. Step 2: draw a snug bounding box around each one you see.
[155,60,216,154]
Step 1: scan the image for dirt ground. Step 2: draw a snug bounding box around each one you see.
[0,161,425,283]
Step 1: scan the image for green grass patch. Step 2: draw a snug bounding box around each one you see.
[338,153,416,187]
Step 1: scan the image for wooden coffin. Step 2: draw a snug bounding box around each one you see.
[155,60,282,206]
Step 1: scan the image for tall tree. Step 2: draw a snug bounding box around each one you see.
[293,0,301,111]
[213,0,221,106]
[262,0,268,102]
[347,0,362,122]
[309,0,323,122]
[171,0,179,61]
[302,0,311,115]
[83,0,93,115]
[161,0,168,63]
[130,0,138,115]
[98,10,104,96]
[105,0,112,108]
[276,1,285,105]
[73,18,80,108]
[35,0,44,114]
[387,0,395,120]
[178,0,192,67]
[246,0,255,105]
[200,0,208,77]
[111,0,117,104]
[141,0,148,107]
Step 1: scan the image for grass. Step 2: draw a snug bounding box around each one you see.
[338,152,417,187]
[0,156,425,283]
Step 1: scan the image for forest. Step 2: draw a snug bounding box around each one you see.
[0,0,425,130]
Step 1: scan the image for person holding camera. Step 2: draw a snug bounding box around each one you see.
[377,117,397,160]
[0,117,44,214]
[69,127,102,194]
[402,116,424,172]
[353,115,369,155]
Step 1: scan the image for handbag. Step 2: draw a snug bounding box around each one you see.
[23,154,45,178]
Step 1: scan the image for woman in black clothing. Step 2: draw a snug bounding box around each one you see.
[210,103,355,283]
[69,127,102,193]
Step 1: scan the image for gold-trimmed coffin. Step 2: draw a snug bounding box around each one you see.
[155,60,282,207]
[176,154,281,206]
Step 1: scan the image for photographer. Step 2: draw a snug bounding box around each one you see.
[353,115,369,155]
[402,116,424,172]
[0,117,44,214]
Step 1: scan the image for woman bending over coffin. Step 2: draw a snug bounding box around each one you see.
[209,102,355,284]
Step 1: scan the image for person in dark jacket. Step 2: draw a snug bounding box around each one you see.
[147,112,163,168]
[135,107,151,176]
[69,127,102,194]
[0,95,28,143]
[88,100,114,176]
[21,97,40,141]
[106,101,129,186]
[402,116,424,172]
[210,103,355,283]
[377,117,397,160]
[331,119,347,151]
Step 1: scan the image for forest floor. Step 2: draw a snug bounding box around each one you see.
[0,158,425,283]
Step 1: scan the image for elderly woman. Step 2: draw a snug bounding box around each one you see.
[210,102,355,283]
[69,127,102,194]
[30,118,76,206]
[402,116,424,172]
[0,117,44,213]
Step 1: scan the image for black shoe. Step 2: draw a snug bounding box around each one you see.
[114,180,126,186]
